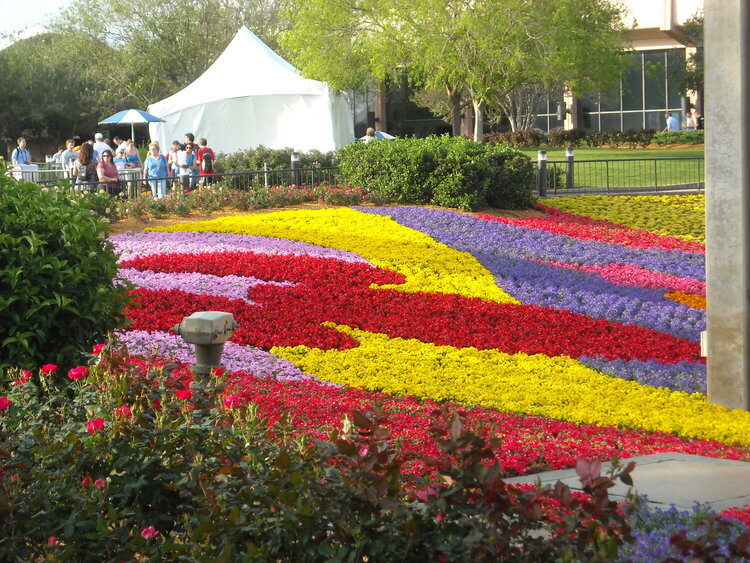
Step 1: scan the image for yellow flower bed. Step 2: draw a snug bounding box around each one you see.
[541,194,705,243]
[273,324,750,447]
[150,208,518,303]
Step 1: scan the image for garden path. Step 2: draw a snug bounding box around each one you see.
[505,453,750,511]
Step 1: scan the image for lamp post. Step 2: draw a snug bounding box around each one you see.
[537,150,547,198]
[291,151,300,186]
[566,147,574,191]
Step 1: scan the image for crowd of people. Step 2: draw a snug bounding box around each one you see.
[11,133,215,199]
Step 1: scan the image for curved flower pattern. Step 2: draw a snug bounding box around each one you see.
[112,201,745,449]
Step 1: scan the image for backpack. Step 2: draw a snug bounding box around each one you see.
[77,161,88,181]
[201,150,214,173]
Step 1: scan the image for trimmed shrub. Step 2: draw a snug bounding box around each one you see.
[338,135,534,211]
[0,173,130,371]
[652,130,705,145]
[484,129,547,148]
[219,146,337,174]
[547,128,588,148]
[485,144,536,208]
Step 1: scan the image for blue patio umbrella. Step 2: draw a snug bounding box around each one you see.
[99,109,166,144]
[358,130,397,140]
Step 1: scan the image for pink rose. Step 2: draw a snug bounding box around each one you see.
[40,364,57,375]
[81,476,92,486]
[94,478,105,489]
[114,404,132,419]
[14,370,32,386]
[415,486,439,503]
[92,344,106,355]
[67,366,89,380]
[140,525,159,539]
[0,397,12,411]
[223,395,240,409]
[175,389,192,401]
[86,417,105,434]
[48,536,58,547]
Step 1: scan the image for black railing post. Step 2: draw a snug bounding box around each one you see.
[605,160,610,192]
[537,150,547,197]
[566,146,574,190]
[291,152,300,186]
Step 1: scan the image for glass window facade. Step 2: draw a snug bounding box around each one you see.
[574,48,686,132]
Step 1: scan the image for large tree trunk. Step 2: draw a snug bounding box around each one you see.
[461,105,474,137]
[447,87,463,136]
[472,100,484,142]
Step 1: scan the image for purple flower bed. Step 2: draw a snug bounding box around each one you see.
[359,207,704,280]
[119,268,295,304]
[110,231,371,264]
[578,357,707,394]
[357,207,704,340]
[117,330,323,382]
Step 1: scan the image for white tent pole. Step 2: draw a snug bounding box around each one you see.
[131,123,135,144]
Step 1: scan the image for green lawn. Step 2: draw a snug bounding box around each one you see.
[516,147,705,190]
[517,147,704,160]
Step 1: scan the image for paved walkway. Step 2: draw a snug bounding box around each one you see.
[504,453,750,511]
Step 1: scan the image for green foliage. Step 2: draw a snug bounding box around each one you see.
[673,9,704,99]
[117,183,382,220]
[651,130,705,146]
[486,129,657,149]
[282,0,628,140]
[0,346,642,560]
[546,128,589,148]
[484,144,537,209]
[0,173,130,371]
[73,190,127,223]
[218,146,337,174]
[0,33,109,143]
[338,136,534,211]
[485,130,547,148]
[54,0,286,109]
[587,129,656,149]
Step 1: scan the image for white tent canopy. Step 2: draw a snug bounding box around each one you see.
[148,27,353,154]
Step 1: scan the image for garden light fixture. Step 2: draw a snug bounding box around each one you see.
[171,311,238,376]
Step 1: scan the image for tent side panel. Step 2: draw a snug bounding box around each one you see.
[150,95,354,154]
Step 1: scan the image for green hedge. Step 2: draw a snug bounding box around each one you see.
[651,130,705,145]
[0,172,130,371]
[218,146,337,174]
[484,128,658,149]
[338,135,535,211]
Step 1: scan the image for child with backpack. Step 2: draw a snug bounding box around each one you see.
[196,138,215,185]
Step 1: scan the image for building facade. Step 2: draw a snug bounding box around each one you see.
[551,0,704,133]
[351,0,703,137]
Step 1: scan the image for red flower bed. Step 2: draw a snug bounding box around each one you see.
[132,357,750,477]
[476,205,705,253]
[123,251,701,363]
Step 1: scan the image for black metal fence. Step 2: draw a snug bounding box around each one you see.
[13,158,705,199]
[535,157,705,196]
[12,166,342,198]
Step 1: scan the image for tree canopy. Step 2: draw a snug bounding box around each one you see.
[0,0,285,146]
[0,32,119,145]
[280,0,630,138]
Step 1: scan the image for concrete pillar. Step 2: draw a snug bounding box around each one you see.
[705,1,750,409]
